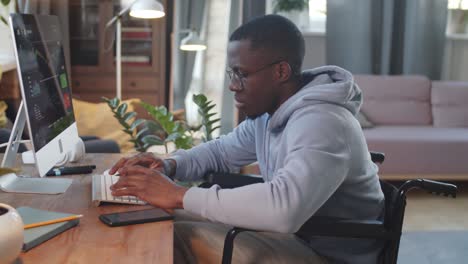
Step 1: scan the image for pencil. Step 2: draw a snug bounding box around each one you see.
[24,214,83,229]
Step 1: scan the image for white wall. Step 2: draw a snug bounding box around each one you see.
[0,2,15,57]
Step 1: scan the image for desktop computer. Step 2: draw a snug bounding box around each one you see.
[0,14,84,194]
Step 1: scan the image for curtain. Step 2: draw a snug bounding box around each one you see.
[219,0,243,134]
[18,0,50,14]
[221,0,265,128]
[172,0,206,110]
[326,0,448,80]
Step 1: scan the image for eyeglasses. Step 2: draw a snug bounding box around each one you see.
[226,60,283,90]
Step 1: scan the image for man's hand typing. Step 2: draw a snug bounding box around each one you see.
[110,165,188,209]
[109,152,165,175]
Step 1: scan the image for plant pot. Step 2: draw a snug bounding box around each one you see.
[0,203,24,264]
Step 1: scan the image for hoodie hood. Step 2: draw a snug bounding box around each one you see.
[269,65,362,130]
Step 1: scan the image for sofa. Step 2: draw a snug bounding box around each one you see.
[355,75,468,180]
[0,128,120,154]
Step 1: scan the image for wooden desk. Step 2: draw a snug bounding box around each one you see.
[0,154,173,264]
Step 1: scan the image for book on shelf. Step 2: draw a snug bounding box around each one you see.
[122,27,152,39]
[122,32,152,39]
[17,207,80,251]
[122,27,152,32]
[116,55,151,66]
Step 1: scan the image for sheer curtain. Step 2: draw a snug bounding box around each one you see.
[221,0,265,129]
[171,0,206,111]
[326,0,448,80]
[173,0,266,134]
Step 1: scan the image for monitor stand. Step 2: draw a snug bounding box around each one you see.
[0,101,72,194]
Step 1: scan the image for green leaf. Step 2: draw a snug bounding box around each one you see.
[192,93,221,141]
[173,122,182,132]
[118,118,130,129]
[193,94,207,105]
[130,119,146,130]
[146,120,164,133]
[158,106,168,116]
[207,118,221,126]
[142,135,164,146]
[1,0,11,6]
[205,104,216,113]
[191,124,203,131]
[166,132,181,142]
[273,0,308,12]
[110,97,120,108]
[174,137,193,149]
[117,103,128,116]
[135,127,149,139]
[123,112,137,122]
[0,16,7,26]
[205,113,216,119]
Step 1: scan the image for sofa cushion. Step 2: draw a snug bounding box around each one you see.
[364,126,468,174]
[355,75,432,126]
[73,98,141,153]
[431,81,468,128]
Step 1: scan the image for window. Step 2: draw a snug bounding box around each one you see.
[308,0,326,33]
[0,1,15,55]
[266,0,327,33]
[447,0,468,34]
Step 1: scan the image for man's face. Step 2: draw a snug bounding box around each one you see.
[227,40,280,118]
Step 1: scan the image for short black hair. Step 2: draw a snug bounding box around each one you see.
[229,14,305,79]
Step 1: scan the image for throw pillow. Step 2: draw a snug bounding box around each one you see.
[0,101,7,128]
[356,111,374,128]
[72,98,141,153]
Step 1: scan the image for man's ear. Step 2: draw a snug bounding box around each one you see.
[275,61,292,82]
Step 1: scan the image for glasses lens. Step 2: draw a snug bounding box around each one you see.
[226,70,233,80]
[226,70,244,89]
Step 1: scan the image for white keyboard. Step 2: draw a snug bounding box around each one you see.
[92,170,146,206]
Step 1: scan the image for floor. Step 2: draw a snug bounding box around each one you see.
[402,181,468,231]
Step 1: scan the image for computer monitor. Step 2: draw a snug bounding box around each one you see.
[0,14,80,194]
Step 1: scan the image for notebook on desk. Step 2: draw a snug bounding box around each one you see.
[17,207,80,251]
[92,171,146,206]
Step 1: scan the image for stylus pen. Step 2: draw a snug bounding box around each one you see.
[46,165,97,176]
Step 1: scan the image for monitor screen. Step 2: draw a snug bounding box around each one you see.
[10,14,74,152]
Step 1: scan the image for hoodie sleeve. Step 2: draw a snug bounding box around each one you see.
[182,109,351,233]
[171,119,258,182]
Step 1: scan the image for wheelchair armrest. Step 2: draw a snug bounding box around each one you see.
[399,179,457,198]
[296,216,396,240]
[202,172,264,189]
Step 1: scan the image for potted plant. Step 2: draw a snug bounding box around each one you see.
[273,0,309,29]
[0,0,11,25]
[102,93,220,154]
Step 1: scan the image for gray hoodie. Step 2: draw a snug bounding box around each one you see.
[172,65,385,263]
